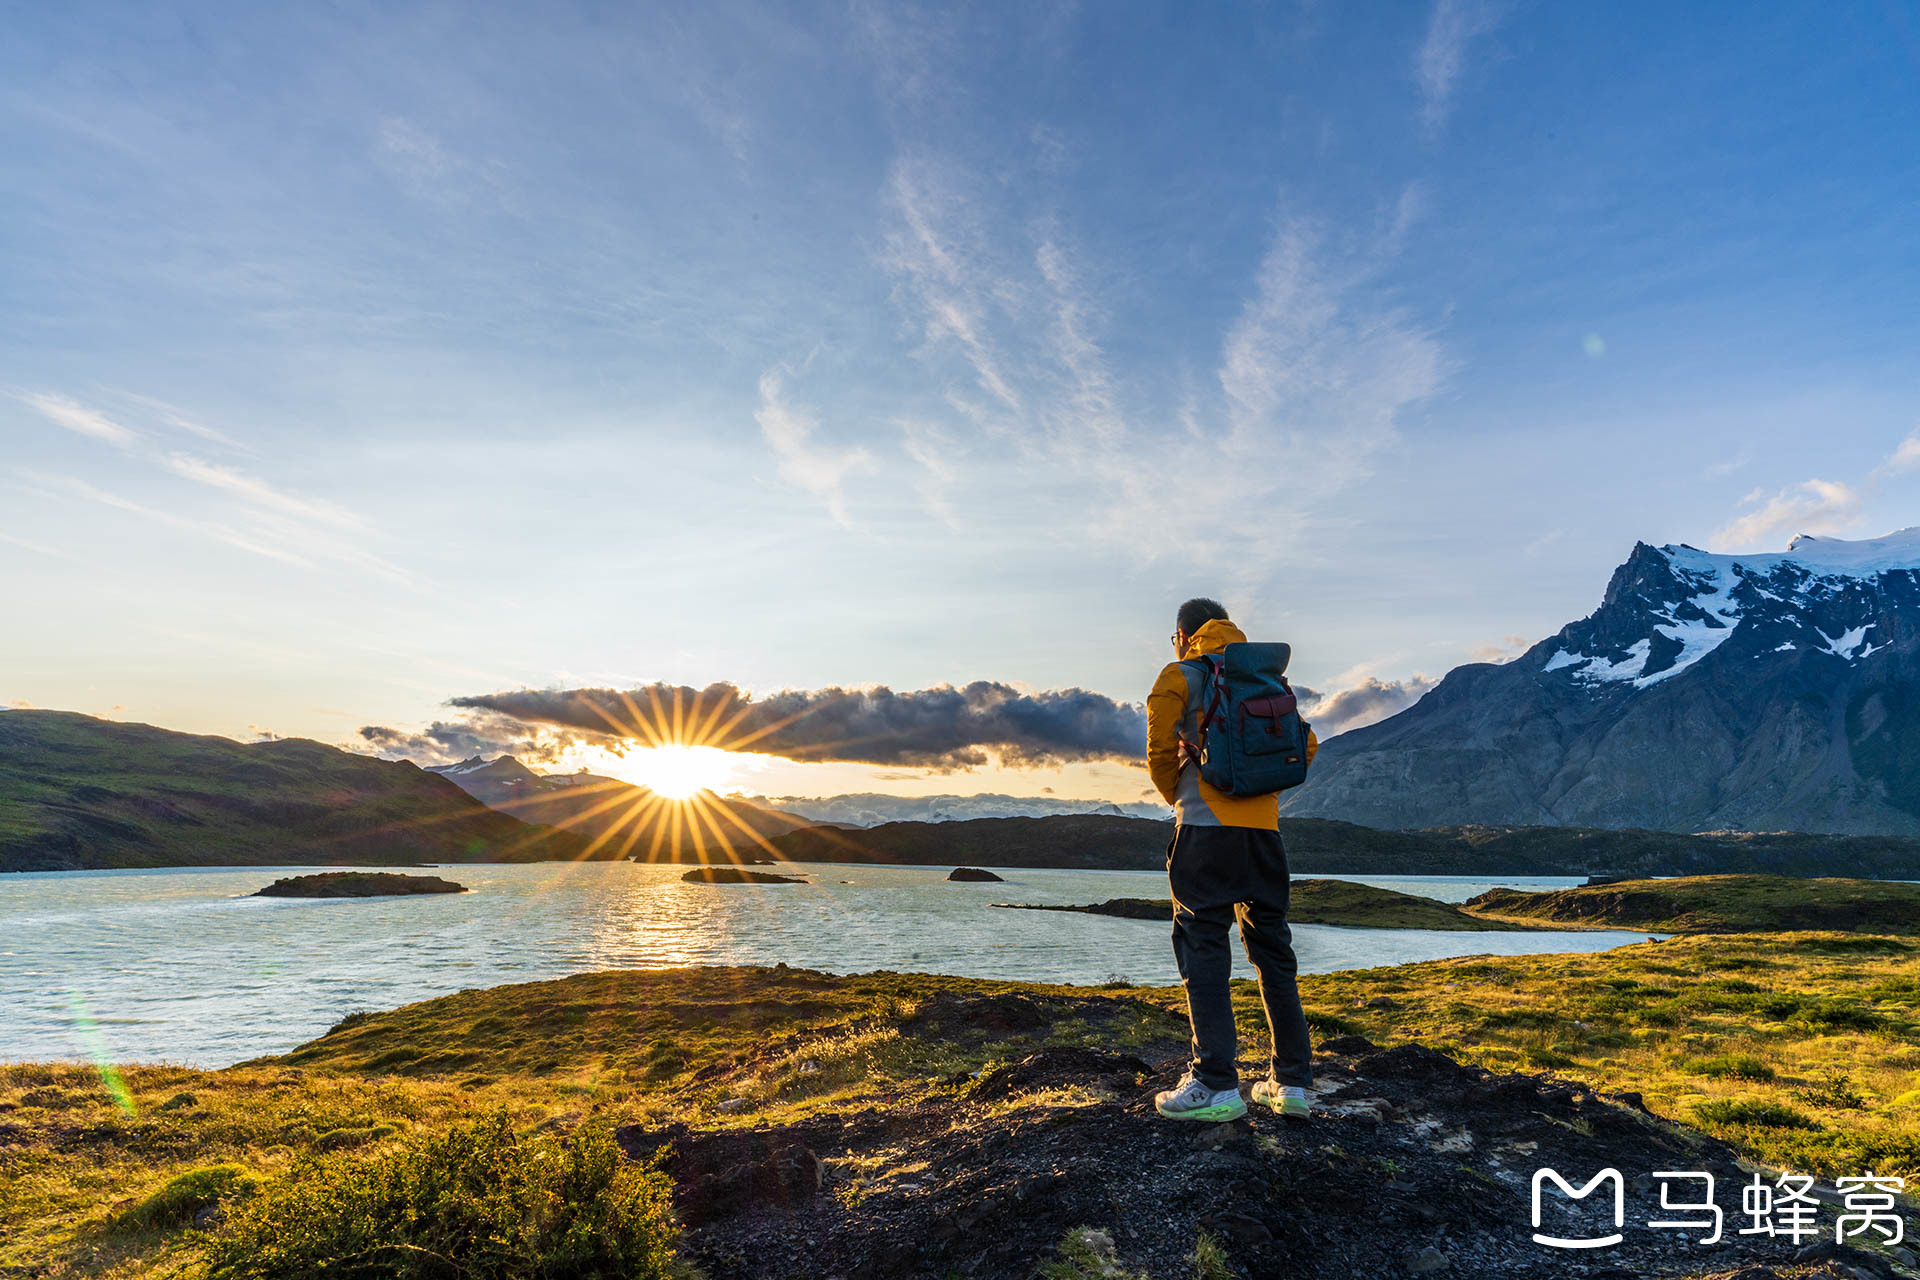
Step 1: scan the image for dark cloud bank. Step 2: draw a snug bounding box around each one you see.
[359,675,1437,770]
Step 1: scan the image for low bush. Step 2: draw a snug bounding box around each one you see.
[1679,1054,1775,1082]
[114,1165,258,1231]
[199,1112,676,1279]
[1693,1099,1819,1130]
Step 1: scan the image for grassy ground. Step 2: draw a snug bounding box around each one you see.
[1464,874,1920,933]
[5,938,1917,1277]
[1274,931,1920,1180]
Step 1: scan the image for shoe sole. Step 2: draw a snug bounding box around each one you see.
[1253,1092,1312,1118]
[1154,1098,1248,1122]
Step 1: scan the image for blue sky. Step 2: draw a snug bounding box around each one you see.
[4,1,1919,801]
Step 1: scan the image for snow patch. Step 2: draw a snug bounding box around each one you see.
[1773,642,1796,652]
[1543,649,1585,672]
[1818,625,1873,659]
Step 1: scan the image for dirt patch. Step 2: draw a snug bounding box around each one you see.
[619,1038,1920,1280]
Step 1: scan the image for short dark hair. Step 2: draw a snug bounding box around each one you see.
[1177,597,1229,634]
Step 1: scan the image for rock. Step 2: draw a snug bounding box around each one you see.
[946,867,1004,882]
[1402,1245,1449,1273]
[1358,996,1400,1009]
[716,1098,750,1112]
[253,872,467,897]
[192,1204,225,1230]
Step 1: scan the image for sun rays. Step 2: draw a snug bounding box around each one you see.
[285,683,887,872]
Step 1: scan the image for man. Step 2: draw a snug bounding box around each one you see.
[1145,597,1318,1121]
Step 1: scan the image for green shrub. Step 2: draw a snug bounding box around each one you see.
[1793,936,1912,955]
[199,1112,676,1280]
[115,1165,258,1231]
[1792,1069,1867,1111]
[1680,1054,1775,1082]
[313,1123,398,1151]
[1693,1099,1819,1130]
[1794,999,1886,1032]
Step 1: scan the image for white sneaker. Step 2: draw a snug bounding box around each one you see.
[1153,1073,1247,1122]
[1250,1078,1311,1117]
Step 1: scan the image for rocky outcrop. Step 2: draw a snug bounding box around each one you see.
[946,867,1004,882]
[610,1038,1910,1280]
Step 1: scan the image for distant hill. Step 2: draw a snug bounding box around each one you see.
[425,755,812,859]
[768,812,1920,877]
[740,791,1167,825]
[1285,529,1920,835]
[0,711,597,872]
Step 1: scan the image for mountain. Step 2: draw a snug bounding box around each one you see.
[0,711,595,872]
[1282,528,1920,835]
[425,756,813,859]
[767,812,1920,877]
[741,791,1167,826]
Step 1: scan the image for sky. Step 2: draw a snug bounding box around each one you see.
[4,1,1919,803]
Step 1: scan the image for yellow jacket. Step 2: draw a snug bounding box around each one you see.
[1146,618,1318,829]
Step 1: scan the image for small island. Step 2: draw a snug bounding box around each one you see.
[993,880,1547,931]
[947,867,1004,882]
[253,872,468,898]
[1466,874,1920,934]
[681,867,807,885]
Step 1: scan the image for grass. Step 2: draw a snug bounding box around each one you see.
[7,933,1920,1276]
[0,968,1189,1278]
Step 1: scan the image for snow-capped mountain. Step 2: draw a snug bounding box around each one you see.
[1280,529,1920,835]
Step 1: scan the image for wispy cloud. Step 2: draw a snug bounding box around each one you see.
[162,454,366,530]
[899,418,963,524]
[875,157,1445,565]
[116,391,251,451]
[1880,428,1920,475]
[16,386,405,580]
[0,531,83,563]
[1713,479,1862,548]
[20,392,139,448]
[1414,0,1501,134]
[29,472,314,567]
[755,367,874,525]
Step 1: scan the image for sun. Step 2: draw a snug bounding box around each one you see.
[615,744,740,800]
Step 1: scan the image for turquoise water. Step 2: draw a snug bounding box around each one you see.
[0,862,1652,1067]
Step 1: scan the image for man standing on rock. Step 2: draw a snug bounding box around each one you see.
[1145,597,1318,1122]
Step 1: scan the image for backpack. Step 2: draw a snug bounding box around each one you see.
[1179,642,1313,796]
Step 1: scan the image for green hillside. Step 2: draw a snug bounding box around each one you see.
[0,711,596,871]
[769,812,1920,877]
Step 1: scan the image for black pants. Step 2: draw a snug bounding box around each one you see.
[1167,824,1313,1091]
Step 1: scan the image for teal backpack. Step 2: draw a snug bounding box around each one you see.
[1180,642,1313,796]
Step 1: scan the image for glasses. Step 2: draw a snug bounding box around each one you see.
[1170,632,1182,653]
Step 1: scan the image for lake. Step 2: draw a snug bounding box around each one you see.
[0,862,1654,1067]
